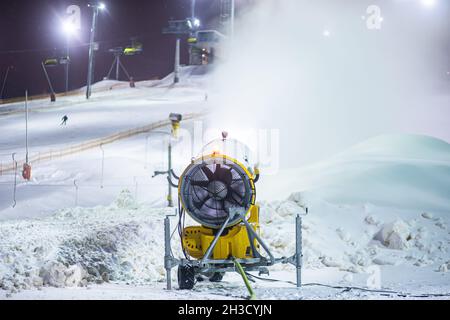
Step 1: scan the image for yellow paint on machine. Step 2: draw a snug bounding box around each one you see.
[182,205,261,260]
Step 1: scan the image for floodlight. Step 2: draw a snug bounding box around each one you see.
[421,0,436,8]
[63,21,77,35]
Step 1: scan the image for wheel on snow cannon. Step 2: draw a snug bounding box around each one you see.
[178,265,195,290]
[209,272,224,282]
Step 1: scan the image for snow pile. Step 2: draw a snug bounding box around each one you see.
[0,188,448,294]
[256,134,450,276]
[310,135,450,213]
[0,190,175,293]
[259,191,449,274]
[374,220,412,250]
[1,186,448,294]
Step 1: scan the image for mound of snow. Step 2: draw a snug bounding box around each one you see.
[373,220,412,250]
[39,262,87,288]
[260,191,449,274]
[340,134,450,162]
[0,190,176,293]
[260,134,450,213]
[1,184,448,293]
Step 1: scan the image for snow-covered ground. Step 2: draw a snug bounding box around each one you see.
[0,66,208,163]
[0,66,449,300]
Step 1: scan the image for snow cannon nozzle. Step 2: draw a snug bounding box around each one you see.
[222,131,228,141]
[169,113,182,138]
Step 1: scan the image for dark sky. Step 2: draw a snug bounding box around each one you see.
[0,0,238,99]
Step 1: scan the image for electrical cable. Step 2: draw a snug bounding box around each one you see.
[244,271,450,298]
[177,199,190,260]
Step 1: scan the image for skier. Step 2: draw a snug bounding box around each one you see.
[60,115,68,126]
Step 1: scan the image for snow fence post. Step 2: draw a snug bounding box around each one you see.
[12,153,17,208]
[295,211,303,288]
[100,144,105,189]
[74,180,79,207]
[134,176,138,202]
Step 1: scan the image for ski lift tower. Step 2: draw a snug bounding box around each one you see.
[162,19,193,83]
[105,47,132,81]
[220,0,235,38]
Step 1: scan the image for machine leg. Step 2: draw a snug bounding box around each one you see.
[238,211,275,265]
[167,142,173,207]
[200,214,231,265]
[295,214,302,288]
[164,215,172,290]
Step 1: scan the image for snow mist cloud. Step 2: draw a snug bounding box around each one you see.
[208,0,450,168]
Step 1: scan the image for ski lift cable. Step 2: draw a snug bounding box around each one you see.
[0,32,158,56]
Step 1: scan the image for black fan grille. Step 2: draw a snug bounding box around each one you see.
[180,158,254,229]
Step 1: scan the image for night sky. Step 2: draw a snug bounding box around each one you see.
[0,0,237,99]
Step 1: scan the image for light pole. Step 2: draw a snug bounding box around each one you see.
[86,2,105,100]
[65,35,70,93]
[62,20,76,93]
[191,0,196,19]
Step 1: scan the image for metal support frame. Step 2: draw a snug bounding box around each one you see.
[41,62,56,101]
[200,213,232,265]
[164,211,180,290]
[1,66,12,99]
[163,199,306,289]
[106,50,132,81]
[236,208,275,265]
[295,213,303,287]
[153,137,178,207]
[167,141,173,206]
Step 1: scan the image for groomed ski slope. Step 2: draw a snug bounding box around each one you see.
[0,67,449,300]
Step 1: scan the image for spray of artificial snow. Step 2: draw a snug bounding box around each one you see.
[208,0,449,168]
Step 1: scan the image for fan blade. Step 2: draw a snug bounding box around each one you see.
[227,189,244,207]
[230,178,244,186]
[201,165,214,180]
[213,164,233,185]
[191,180,209,188]
[193,195,211,209]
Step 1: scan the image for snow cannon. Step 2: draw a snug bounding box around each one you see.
[164,133,303,293]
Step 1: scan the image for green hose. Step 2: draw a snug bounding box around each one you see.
[233,258,256,300]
